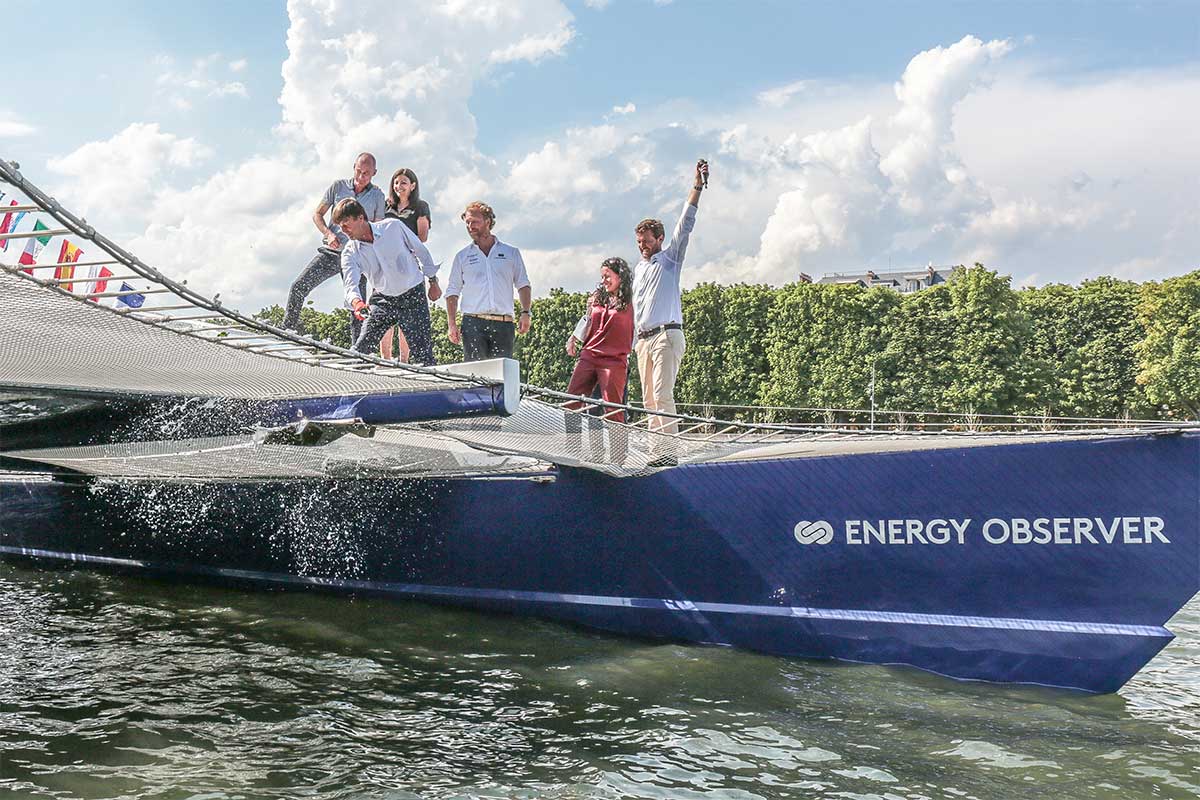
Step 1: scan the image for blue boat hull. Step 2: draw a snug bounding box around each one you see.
[2,433,1197,693]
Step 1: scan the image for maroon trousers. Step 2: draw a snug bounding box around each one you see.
[566,355,628,423]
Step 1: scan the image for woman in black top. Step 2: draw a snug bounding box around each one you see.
[381,168,432,361]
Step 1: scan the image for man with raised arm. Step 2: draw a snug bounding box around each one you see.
[632,159,709,460]
[445,202,532,361]
[333,198,441,365]
[283,153,386,343]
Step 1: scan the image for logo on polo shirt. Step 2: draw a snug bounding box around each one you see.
[496,252,506,259]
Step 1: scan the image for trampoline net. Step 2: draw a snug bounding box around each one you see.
[0,271,479,401]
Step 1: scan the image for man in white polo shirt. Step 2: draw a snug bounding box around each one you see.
[445,201,532,361]
[283,152,386,343]
[632,159,708,449]
[334,198,441,364]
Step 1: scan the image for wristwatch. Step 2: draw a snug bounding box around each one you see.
[520,309,531,317]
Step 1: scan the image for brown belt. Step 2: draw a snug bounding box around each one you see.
[466,312,514,323]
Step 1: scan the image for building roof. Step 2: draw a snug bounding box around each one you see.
[815,266,954,289]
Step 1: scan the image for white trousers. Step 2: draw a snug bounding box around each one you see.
[635,328,686,435]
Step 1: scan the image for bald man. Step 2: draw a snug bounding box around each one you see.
[283,152,387,343]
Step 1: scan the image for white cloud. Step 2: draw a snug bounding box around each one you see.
[507,125,623,206]
[46,123,213,219]
[0,110,36,138]
[37,21,1200,317]
[757,80,813,108]
[487,23,574,65]
[53,0,579,311]
[521,243,617,292]
[584,0,610,7]
[155,53,251,108]
[495,34,1198,294]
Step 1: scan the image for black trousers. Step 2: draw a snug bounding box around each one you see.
[352,283,436,365]
[461,315,515,361]
[284,247,365,344]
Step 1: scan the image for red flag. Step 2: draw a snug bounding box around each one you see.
[84,265,114,300]
[0,199,22,251]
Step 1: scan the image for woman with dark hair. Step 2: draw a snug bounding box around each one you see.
[565,256,635,423]
[381,168,432,361]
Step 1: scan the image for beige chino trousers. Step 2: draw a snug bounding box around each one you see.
[635,328,686,435]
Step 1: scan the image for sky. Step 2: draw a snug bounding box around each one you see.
[1,0,1197,314]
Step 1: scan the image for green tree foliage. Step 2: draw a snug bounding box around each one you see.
[1136,270,1200,419]
[428,305,463,366]
[676,283,724,408]
[759,283,900,421]
[718,284,776,410]
[943,265,1027,416]
[255,304,353,348]
[256,265,1200,423]
[876,283,956,414]
[514,288,589,389]
[1020,278,1147,417]
[1014,283,1074,415]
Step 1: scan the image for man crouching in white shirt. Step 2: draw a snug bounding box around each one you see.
[445,201,532,361]
[632,159,708,450]
[333,198,442,364]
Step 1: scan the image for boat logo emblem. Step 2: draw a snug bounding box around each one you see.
[794,520,835,545]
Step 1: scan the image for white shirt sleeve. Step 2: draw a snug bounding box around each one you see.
[572,309,591,343]
[512,247,531,290]
[662,202,698,269]
[446,249,465,297]
[400,223,438,279]
[341,245,365,306]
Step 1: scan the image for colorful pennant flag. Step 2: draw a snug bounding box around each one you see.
[115,282,146,309]
[55,240,84,291]
[83,264,114,300]
[0,199,25,252]
[18,220,52,273]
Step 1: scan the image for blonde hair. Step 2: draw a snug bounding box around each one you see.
[461,201,496,228]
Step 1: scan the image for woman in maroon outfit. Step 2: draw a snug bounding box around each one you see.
[565,257,634,423]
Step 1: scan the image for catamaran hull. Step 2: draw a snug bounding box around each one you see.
[2,433,1197,693]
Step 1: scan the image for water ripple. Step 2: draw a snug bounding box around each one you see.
[1,563,1198,799]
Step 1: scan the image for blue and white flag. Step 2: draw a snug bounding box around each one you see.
[114,282,146,309]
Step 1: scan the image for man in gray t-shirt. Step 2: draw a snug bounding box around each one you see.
[283,152,387,340]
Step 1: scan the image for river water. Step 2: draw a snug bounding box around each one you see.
[1,562,1197,800]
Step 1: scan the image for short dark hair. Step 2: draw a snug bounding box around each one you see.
[635,218,664,239]
[332,197,366,224]
[461,201,496,228]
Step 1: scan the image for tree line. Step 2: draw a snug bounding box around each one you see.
[258,265,1200,422]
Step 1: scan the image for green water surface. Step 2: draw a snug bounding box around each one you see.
[1,564,1197,800]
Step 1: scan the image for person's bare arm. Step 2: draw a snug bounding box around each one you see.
[417,215,430,242]
[446,294,461,345]
[687,159,707,207]
[313,201,338,249]
[516,286,532,335]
